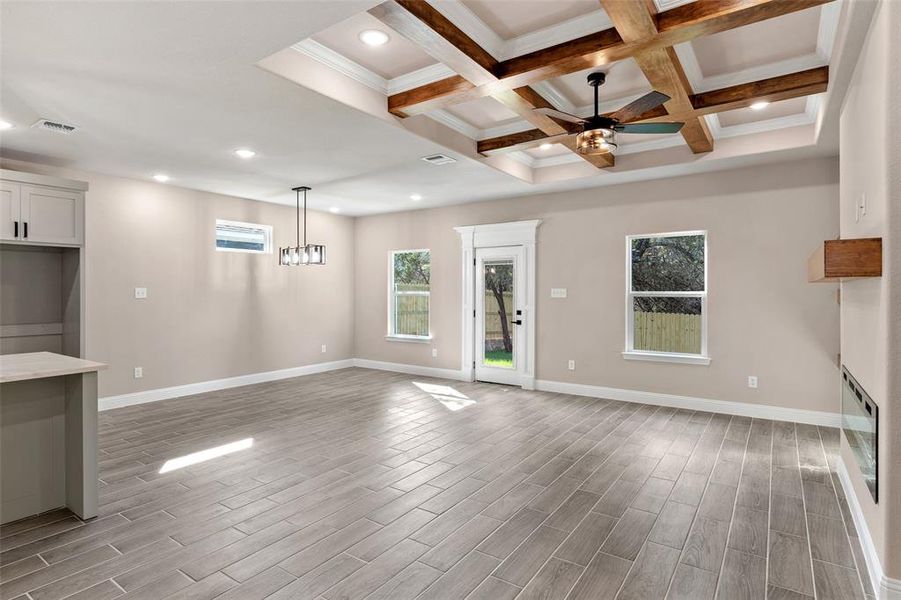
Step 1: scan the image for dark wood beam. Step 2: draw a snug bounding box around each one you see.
[389,0,833,116]
[370,0,606,167]
[601,0,713,154]
[476,67,828,155]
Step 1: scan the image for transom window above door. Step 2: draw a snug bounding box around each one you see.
[388,249,431,341]
[625,231,709,365]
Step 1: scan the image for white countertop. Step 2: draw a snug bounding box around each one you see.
[0,352,106,383]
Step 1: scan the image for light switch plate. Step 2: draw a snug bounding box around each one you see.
[432,348,438,358]
[748,376,758,389]
[134,367,143,379]
[551,288,567,298]
[321,344,327,353]
[134,287,148,299]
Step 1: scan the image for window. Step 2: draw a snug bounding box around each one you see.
[625,231,709,364]
[215,219,272,254]
[388,250,431,340]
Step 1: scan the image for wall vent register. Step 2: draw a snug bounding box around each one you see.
[841,366,878,503]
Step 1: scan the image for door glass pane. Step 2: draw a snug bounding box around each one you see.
[632,297,702,354]
[483,260,514,368]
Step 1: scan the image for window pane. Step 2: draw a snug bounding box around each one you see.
[394,251,430,286]
[633,297,702,355]
[395,294,429,336]
[631,234,704,292]
[216,220,270,253]
[393,251,430,336]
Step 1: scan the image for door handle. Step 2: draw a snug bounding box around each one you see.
[13,221,18,237]
[23,222,27,239]
[511,319,522,325]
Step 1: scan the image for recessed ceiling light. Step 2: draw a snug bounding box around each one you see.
[750,101,770,111]
[0,120,13,130]
[152,174,170,183]
[359,29,389,47]
[410,194,422,201]
[234,148,256,159]
[539,143,553,151]
[329,207,340,213]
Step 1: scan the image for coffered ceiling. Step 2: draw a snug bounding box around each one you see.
[0,0,875,215]
[280,0,842,179]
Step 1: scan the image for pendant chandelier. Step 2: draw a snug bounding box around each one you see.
[279,186,326,266]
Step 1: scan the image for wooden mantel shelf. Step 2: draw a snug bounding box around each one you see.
[808,238,882,283]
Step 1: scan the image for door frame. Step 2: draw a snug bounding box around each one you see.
[454,220,540,389]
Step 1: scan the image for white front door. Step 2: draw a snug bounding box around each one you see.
[475,246,526,385]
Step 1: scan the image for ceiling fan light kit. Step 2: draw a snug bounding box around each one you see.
[577,128,616,155]
[279,186,326,266]
[533,71,685,156]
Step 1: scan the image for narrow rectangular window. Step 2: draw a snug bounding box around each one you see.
[389,250,431,340]
[625,231,709,364]
[215,219,272,254]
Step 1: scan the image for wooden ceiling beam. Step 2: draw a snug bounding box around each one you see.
[600,0,713,154]
[371,0,608,166]
[476,67,828,155]
[389,0,833,116]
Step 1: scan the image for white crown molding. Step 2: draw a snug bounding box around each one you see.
[531,81,578,115]
[836,458,901,600]
[430,0,612,62]
[99,359,355,411]
[501,11,613,60]
[428,109,480,139]
[292,39,387,93]
[387,63,457,95]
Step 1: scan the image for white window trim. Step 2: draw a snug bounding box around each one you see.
[215,219,273,254]
[388,249,431,342]
[625,230,709,365]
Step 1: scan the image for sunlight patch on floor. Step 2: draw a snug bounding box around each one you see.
[413,381,476,411]
[158,437,254,474]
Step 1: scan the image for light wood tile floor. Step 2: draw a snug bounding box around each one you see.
[0,368,873,599]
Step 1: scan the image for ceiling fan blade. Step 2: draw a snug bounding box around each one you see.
[533,107,586,124]
[615,122,685,134]
[610,91,671,123]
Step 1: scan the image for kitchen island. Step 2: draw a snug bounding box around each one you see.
[1,351,106,524]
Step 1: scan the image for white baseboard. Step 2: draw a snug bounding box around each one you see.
[837,457,901,600]
[534,379,841,427]
[352,358,468,381]
[99,359,355,411]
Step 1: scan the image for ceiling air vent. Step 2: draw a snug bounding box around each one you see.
[32,119,77,135]
[421,153,456,165]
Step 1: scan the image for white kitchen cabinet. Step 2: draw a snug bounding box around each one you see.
[0,171,87,246]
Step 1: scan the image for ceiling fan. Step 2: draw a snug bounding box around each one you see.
[534,71,684,155]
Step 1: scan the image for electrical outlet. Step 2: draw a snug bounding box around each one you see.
[568,360,575,371]
[432,348,438,358]
[748,376,758,389]
[134,287,147,299]
[321,344,327,353]
[134,367,143,379]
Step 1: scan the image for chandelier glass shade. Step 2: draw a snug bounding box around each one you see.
[279,186,326,266]
[576,127,616,155]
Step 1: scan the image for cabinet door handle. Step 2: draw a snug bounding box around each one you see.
[13,221,18,237]
[23,222,27,238]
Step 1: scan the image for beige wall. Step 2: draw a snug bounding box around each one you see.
[838,0,901,581]
[355,157,840,414]
[1,159,356,397]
